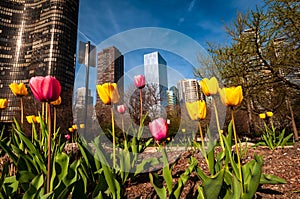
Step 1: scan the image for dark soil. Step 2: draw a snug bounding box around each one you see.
[125,142,300,199]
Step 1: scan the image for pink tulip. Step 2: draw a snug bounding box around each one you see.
[134,75,145,89]
[64,134,71,140]
[29,76,61,102]
[149,118,168,141]
[117,104,126,114]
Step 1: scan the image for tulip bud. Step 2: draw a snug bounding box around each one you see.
[117,104,126,114]
[0,99,8,109]
[266,112,273,117]
[9,82,28,96]
[259,113,266,119]
[149,118,168,141]
[134,75,145,89]
[29,76,61,102]
[64,134,71,140]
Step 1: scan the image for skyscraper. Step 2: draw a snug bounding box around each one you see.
[96,46,124,124]
[0,0,79,126]
[144,51,168,113]
[97,46,124,89]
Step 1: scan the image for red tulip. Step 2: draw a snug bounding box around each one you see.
[134,75,145,89]
[117,104,126,114]
[29,76,61,102]
[149,118,168,141]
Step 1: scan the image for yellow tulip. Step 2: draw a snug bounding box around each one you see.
[96,83,120,105]
[72,124,78,130]
[50,96,61,106]
[26,115,36,123]
[266,111,273,117]
[259,113,266,119]
[0,99,8,109]
[9,82,28,96]
[219,86,243,107]
[69,127,74,133]
[200,77,219,96]
[36,116,41,123]
[185,100,206,120]
[80,124,85,129]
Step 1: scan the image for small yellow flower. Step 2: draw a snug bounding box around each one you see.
[200,77,219,96]
[9,82,28,96]
[80,124,85,129]
[50,96,62,106]
[96,83,120,105]
[26,115,36,124]
[181,128,186,133]
[69,127,74,133]
[259,113,266,119]
[219,86,243,107]
[185,100,206,120]
[72,124,78,130]
[167,137,171,141]
[0,99,8,109]
[36,116,41,123]
[266,112,273,117]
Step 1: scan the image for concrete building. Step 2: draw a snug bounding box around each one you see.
[177,79,202,103]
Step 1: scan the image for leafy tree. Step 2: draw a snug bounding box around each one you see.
[196,0,299,139]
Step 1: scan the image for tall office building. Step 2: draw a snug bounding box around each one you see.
[0,0,79,128]
[144,51,168,113]
[177,79,203,103]
[97,46,124,92]
[96,46,124,124]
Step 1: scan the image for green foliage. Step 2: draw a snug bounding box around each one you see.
[254,122,293,149]
[149,146,198,199]
[0,118,83,198]
[192,121,286,199]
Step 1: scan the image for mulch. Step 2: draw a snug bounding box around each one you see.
[125,142,300,199]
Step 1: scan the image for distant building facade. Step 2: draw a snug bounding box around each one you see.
[167,86,178,108]
[0,0,79,128]
[177,79,203,103]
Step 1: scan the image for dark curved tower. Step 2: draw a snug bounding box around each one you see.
[0,0,79,130]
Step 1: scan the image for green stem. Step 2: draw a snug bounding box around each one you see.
[213,97,224,151]
[139,89,143,127]
[47,102,51,193]
[231,108,242,183]
[198,121,209,165]
[20,97,24,124]
[53,106,56,134]
[111,107,116,168]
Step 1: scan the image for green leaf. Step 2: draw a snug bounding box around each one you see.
[241,154,263,199]
[161,147,173,193]
[260,173,286,184]
[134,157,159,176]
[55,152,69,180]
[149,173,167,199]
[23,174,44,199]
[201,169,225,199]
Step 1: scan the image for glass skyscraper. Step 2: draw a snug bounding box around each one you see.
[0,0,79,127]
[144,51,168,117]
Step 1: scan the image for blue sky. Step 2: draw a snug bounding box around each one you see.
[75,0,264,92]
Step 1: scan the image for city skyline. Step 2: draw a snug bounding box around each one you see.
[74,0,264,103]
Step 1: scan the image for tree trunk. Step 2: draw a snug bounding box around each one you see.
[286,97,299,141]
